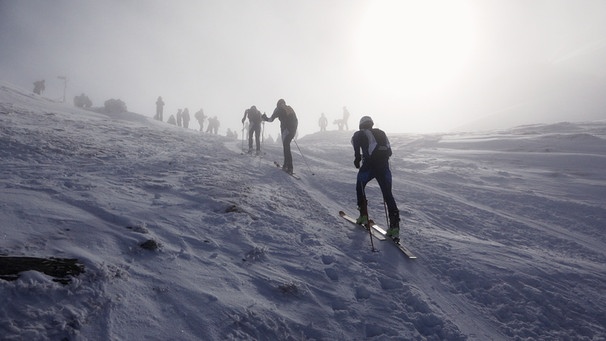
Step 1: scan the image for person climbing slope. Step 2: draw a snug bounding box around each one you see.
[351,115,400,241]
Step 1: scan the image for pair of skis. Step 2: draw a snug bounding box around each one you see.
[273,161,300,179]
[339,211,417,259]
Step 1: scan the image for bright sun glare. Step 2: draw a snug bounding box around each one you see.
[355,0,476,99]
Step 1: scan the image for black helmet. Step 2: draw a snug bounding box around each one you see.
[359,116,374,129]
[277,99,286,106]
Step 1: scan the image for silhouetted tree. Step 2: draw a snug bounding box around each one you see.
[74,93,92,108]
[103,98,127,114]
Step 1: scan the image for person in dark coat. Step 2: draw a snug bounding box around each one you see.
[351,115,400,241]
[319,113,328,132]
[195,109,206,131]
[262,99,298,173]
[242,105,263,154]
[182,108,190,128]
[155,96,164,121]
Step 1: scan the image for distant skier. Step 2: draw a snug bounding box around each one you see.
[213,117,220,134]
[351,115,400,241]
[319,113,328,132]
[182,108,190,129]
[262,98,298,174]
[342,106,350,131]
[176,109,183,127]
[242,105,262,154]
[33,80,45,95]
[155,96,164,121]
[207,116,220,134]
[195,108,206,131]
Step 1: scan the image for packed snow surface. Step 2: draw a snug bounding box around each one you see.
[1,83,605,340]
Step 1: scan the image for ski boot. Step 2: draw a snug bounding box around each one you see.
[356,214,368,225]
[386,212,400,243]
[356,202,369,225]
[282,165,293,174]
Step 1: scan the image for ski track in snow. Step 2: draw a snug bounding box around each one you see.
[1,83,605,340]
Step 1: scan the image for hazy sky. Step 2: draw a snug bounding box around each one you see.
[2,0,606,135]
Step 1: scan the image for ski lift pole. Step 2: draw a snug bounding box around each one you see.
[293,139,315,176]
[57,76,67,103]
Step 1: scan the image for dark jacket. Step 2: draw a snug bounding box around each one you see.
[268,105,298,133]
[243,108,262,125]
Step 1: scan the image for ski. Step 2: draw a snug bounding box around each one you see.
[339,211,417,258]
[339,211,386,240]
[370,222,417,259]
[273,161,300,179]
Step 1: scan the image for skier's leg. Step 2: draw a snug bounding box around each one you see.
[376,167,400,237]
[282,129,294,171]
[248,127,254,152]
[376,167,398,214]
[356,168,374,224]
[254,125,261,152]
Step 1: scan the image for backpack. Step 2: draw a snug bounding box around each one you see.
[364,128,392,161]
[247,109,262,124]
[284,106,296,120]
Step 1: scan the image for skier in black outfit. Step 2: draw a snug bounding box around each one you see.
[262,99,298,174]
[351,116,400,240]
[242,105,263,154]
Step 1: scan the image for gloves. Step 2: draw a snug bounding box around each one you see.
[354,156,361,169]
[261,113,268,121]
[241,118,245,124]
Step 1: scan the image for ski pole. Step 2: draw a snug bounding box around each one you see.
[293,139,315,175]
[262,115,265,145]
[241,123,245,152]
[383,201,389,228]
[361,186,376,252]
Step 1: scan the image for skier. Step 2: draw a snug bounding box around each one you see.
[207,116,220,134]
[342,106,350,131]
[182,108,190,129]
[242,105,262,154]
[262,99,298,174]
[351,116,400,241]
[176,109,183,127]
[194,108,206,131]
[155,96,164,121]
[318,113,328,132]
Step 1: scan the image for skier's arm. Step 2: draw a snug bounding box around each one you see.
[263,107,280,122]
[241,110,248,124]
[385,135,393,158]
[351,132,362,168]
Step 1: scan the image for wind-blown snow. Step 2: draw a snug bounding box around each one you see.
[1,82,605,340]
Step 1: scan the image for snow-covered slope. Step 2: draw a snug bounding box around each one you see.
[1,83,605,340]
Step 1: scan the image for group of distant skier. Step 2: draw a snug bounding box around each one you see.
[154,96,220,134]
[31,76,401,241]
[25,38,419,247]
